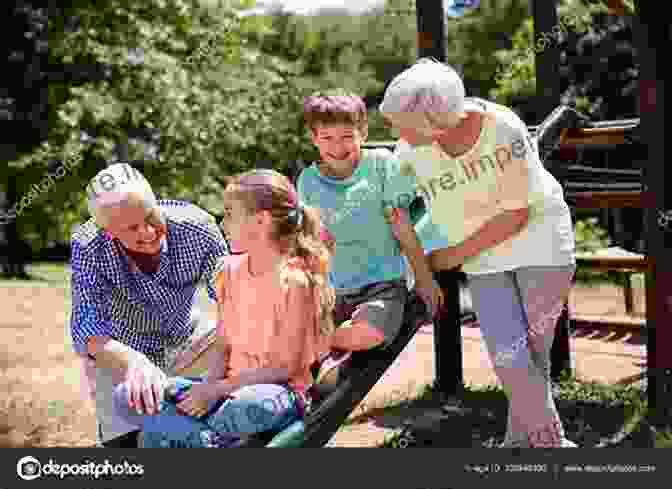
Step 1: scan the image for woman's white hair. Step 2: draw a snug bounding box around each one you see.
[379,58,468,126]
[85,163,158,227]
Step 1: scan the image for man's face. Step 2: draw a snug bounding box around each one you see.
[103,204,166,255]
[311,123,366,178]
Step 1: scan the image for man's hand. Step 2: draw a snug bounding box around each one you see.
[125,357,168,416]
[414,274,444,318]
[176,382,221,418]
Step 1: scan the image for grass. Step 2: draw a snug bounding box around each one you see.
[0,262,71,287]
[574,269,644,288]
[373,375,670,448]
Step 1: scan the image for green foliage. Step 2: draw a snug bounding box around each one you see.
[447,0,530,97]
[490,0,634,113]
[490,0,604,107]
[574,217,611,252]
[573,217,627,285]
[379,378,650,448]
[4,0,637,256]
[3,0,320,246]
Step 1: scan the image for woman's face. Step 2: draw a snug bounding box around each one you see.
[384,112,435,147]
[384,111,463,147]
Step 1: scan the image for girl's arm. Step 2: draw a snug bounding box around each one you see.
[203,322,230,382]
[209,367,290,399]
[204,270,231,382]
[429,207,530,271]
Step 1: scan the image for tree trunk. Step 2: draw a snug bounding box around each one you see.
[1,174,30,279]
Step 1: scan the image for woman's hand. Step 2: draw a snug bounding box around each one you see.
[176,382,220,418]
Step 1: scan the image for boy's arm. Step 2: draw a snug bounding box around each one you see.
[388,208,434,282]
[381,151,443,314]
[388,208,444,315]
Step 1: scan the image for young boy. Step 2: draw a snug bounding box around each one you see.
[297,90,443,381]
[379,58,577,447]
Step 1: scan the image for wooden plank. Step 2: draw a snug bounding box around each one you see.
[571,314,646,330]
[561,127,628,146]
[565,190,644,208]
[576,247,648,272]
[605,0,630,16]
[576,258,647,272]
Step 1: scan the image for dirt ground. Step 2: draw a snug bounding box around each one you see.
[0,275,647,448]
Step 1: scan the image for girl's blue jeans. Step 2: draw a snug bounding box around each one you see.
[113,377,301,447]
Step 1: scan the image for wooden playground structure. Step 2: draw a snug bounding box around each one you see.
[418,0,670,430]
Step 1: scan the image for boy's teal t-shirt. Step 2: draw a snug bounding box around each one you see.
[297,149,417,290]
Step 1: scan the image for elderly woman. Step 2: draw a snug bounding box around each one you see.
[70,163,229,447]
[380,58,577,448]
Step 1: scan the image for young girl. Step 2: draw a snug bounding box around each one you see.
[113,169,334,447]
[380,58,577,448]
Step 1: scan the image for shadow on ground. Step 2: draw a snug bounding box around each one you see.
[573,327,646,346]
[349,385,655,448]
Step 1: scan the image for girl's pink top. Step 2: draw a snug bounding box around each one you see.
[214,253,328,394]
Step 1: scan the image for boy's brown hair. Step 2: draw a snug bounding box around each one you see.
[303,89,368,133]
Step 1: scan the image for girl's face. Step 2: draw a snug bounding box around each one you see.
[221,198,261,252]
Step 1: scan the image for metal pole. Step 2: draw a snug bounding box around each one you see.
[415,0,446,61]
[415,0,463,398]
[634,0,672,427]
[529,0,561,124]
[530,0,572,380]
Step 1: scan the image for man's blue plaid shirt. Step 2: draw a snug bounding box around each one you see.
[69,199,229,369]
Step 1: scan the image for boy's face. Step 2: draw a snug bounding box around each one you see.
[311,123,367,178]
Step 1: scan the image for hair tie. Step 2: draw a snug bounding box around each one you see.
[289,201,304,227]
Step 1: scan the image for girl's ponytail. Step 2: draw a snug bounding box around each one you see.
[294,204,335,335]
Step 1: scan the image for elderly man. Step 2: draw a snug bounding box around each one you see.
[69,163,229,447]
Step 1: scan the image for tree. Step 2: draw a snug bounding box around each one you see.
[490,0,637,121]
[0,0,324,275]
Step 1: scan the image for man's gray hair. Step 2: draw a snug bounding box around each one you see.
[85,163,158,226]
